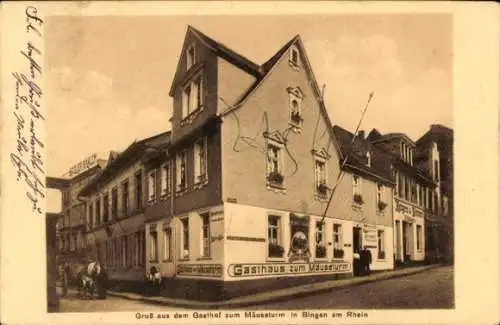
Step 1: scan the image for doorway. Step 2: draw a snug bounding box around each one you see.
[353,226,362,253]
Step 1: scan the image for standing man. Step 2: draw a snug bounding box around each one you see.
[61,261,70,296]
[363,246,372,276]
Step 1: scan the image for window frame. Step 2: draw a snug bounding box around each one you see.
[149,226,158,262]
[287,87,304,129]
[121,179,129,216]
[315,221,326,259]
[265,140,285,188]
[176,150,188,193]
[111,187,118,220]
[313,150,328,199]
[416,225,423,251]
[267,214,284,260]
[289,46,300,68]
[160,160,172,197]
[332,223,343,258]
[194,137,208,185]
[181,72,203,120]
[377,229,385,259]
[186,43,195,70]
[162,227,172,261]
[200,213,211,258]
[180,217,190,260]
[148,169,157,203]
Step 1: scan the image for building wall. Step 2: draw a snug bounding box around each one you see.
[220,42,344,218]
[216,57,256,114]
[173,129,223,215]
[393,197,426,262]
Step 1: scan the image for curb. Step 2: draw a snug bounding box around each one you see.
[107,264,443,309]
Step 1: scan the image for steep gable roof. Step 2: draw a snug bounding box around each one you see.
[168,25,262,96]
[332,125,394,184]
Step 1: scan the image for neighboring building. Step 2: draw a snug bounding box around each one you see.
[57,154,107,266]
[141,25,395,301]
[79,132,170,288]
[416,124,454,264]
[367,130,437,265]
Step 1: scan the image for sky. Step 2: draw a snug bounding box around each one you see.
[46,14,452,178]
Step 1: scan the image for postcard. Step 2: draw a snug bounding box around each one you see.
[1,1,498,324]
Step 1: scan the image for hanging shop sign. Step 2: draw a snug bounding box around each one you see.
[228,262,351,278]
[288,213,310,262]
[176,264,223,278]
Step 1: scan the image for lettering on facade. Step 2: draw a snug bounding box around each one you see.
[68,153,97,177]
[228,262,352,277]
[176,264,223,277]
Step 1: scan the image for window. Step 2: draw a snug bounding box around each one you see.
[416,225,422,251]
[314,157,327,197]
[333,224,343,258]
[176,151,187,192]
[137,230,145,267]
[182,75,203,119]
[376,183,384,204]
[201,213,211,257]
[111,187,118,220]
[377,230,385,259]
[103,193,109,223]
[289,46,300,67]
[416,184,421,206]
[366,151,371,167]
[287,87,304,127]
[160,161,172,196]
[96,196,101,225]
[148,170,157,202]
[163,228,171,260]
[122,180,129,216]
[352,175,363,205]
[404,176,410,201]
[114,238,120,267]
[135,171,143,210]
[266,143,283,186]
[121,236,127,267]
[149,228,158,262]
[89,202,94,228]
[315,221,326,258]
[186,44,195,70]
[268,215,283,258]
[194,138,208,184]
[181,218,190,259]
[434,160,440,182]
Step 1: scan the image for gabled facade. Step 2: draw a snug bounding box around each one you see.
[367,129,437,265]
[142,26,396,301]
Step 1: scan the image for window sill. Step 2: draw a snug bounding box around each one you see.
[288,60,300,71]
[288,121,302,133]
[314,193,329,202]
[196,257,212,261]
[352,204,363,210]
[180,106,204,126]
[179,258,190,262]
[149,260,159,264]
[175,188,188,197]
[161,259,172,263]
[266,257,286,262]
[266,183,286,194]
[193,180,208,190]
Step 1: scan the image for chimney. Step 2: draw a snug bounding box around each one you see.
[358,130,365,139]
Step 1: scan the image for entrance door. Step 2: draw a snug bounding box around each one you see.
[353,227,362,253]
[395,220,401,262]
[402,222,408,261]
[162,227,176,277]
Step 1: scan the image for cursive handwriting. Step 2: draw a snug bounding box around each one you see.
[10,6,45,215]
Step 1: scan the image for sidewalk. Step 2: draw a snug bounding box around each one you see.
[104,264,443,309]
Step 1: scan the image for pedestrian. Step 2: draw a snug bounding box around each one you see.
[353,247,361,276]
[62,262,70,297]
[363,246,372,276]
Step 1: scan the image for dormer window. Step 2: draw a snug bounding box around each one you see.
[289,46,300,69]
[366,151,371,167]
[181,74,203,119]
[186,44,195,70]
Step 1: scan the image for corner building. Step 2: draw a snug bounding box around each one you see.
[143,26,395,301]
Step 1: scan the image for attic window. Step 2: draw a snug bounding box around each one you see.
[186,44,195,70]
[289,46,300,68]
[287,87,304,131]
[366,151,371,167]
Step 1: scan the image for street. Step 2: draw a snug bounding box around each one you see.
[57,289,186,312]
[56,266,453,312]
[255,265,454,309]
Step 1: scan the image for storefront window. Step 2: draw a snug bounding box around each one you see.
[315,221,326,258]
[181,217,190,259]
[201,213,210,257]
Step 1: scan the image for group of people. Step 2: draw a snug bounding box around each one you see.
[59,259,108,299]
[353,246,373,276]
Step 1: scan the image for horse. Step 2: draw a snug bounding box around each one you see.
[76,261,101,300]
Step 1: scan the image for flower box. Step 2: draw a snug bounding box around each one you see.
[378,251,386,259]
[333,248,345,259]
[290,111,303,124]
[268,243,284,258]
[317,182,328,195]
[267,171,284,185]
[316,245,326,258]
[378,201,388,211]
[353,194,364,205]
